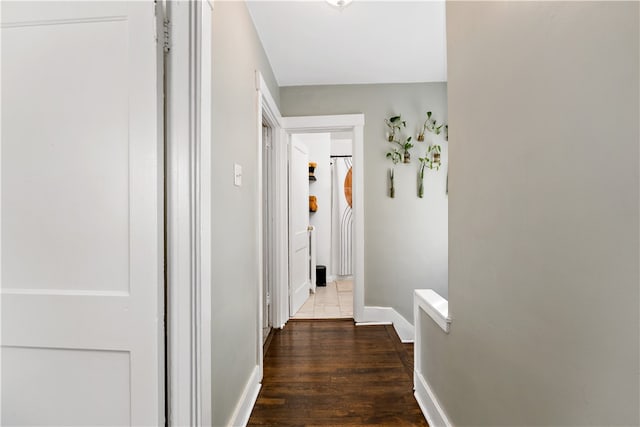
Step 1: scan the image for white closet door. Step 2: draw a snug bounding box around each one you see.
[1,2,164,425]
[289,138,310,316]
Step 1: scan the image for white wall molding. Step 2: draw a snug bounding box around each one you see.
[284,114,364,129]
[227,365,261,427]
[165,1,212,425]
[414,289,450,333]
[414,371,453,427]
[359,306,414,342]
[413,289,452,426]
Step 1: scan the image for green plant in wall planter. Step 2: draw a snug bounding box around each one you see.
[417,160,427,198]
[417,111,444,141]
[386,149,402,198]
[417,145,442,198]
[386,148,402,165]
[427,144,442,169]
[385,115,406,142]
[400,136,413,163]
[385,115,414,163]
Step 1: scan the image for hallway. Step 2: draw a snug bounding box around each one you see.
[248,320,428,426]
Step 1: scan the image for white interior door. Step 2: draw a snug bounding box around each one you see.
[1,2,164,426]
[289,136,310,316]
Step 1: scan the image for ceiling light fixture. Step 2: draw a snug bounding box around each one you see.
[326,0,353,10]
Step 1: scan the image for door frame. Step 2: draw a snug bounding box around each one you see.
[256,72,284,379]
[281,115,365,322]
[165,1,213,425]
[255,88,366,373]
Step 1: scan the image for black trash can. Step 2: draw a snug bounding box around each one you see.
[316,265,327,286]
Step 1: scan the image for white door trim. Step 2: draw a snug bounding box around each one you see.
[165,1,213,425]
[281,114,366,322]
[256,72,283,381]
[198,2,213,425]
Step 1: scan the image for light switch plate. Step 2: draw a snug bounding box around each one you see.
[234,163,242,187]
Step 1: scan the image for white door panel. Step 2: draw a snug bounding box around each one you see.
[2,347,130,426]
[1,2,163,425]
[289,138,310,316]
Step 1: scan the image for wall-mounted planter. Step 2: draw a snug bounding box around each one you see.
[385,115,406,143]
[389,168,395,198]
[385,112,447,198]
[418,144,442,198]
[403,151,411,164]
[386,149,401,198]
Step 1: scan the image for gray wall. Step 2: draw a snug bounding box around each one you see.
[422,2,639,425]
[211,2,279,425]
[281,84,448,321]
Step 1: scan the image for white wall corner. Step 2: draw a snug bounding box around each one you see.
[360,306,415,343]
[414,371,453,427]
[227,365,261,427]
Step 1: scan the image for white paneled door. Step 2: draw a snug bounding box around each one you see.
[1,2,164,426]
[289,137,310,316]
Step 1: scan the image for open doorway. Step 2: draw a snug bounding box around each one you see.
[256,75,365,362]
[289,132,354,319]
[281,114,365,324]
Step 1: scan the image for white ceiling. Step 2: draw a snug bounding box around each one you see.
[246,1,447,87]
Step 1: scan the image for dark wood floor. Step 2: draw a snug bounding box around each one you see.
[248,319,428,426]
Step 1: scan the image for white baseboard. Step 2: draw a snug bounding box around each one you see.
[228,365,261,427]
[414,371,452,427]
[360,306,414,342]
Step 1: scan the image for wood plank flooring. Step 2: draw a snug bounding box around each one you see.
[248,320,428,426]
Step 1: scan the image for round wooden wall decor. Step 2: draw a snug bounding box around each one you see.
[344,167,353,208]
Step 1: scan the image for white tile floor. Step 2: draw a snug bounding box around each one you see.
[292,279,353,319]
